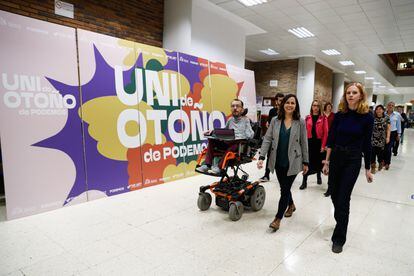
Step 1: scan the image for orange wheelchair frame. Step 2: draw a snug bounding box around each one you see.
[195,136,266,221]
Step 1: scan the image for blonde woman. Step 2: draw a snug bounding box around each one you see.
[322,83,374,254]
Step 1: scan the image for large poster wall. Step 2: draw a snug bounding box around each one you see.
[0,11,257,219]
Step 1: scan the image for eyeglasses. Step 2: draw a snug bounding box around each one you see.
[231,104,242,108]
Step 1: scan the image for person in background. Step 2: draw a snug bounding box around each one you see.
[257,94,309,231]
[323,102,335,197]
[300,100,328,190]
[384,101,401,169]
[260,92,285,182]
[322,82,374,254]
[196,99,254,175]
[371,105,390,173]
[324,102,335,130]
[396,105,408,145]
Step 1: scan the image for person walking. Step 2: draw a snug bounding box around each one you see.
[300,100,328,190]
[323,102,335,197]
[396,105,408,145]
[384,101,401,169]
[322,82,374,254]
[257,94,309,231]
[371,105,390,173]
[260,93,285,182]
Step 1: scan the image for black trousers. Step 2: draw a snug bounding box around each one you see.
[394,127,404,151]
[371,146,385,165]
[384,131,398,165]
[275,166,297,219]
[328,147,362,246]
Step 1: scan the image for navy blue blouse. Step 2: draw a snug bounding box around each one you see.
[326,110,374,170]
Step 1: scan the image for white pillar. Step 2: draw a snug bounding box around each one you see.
[366,87,373,107]
[375,94,385,106]
[163,0,192,54]
[163,0,248,67]
[296,57,316,118]
[332,73,344,112]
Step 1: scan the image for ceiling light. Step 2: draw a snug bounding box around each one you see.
[288,27,315,38]
[322,49,341,56]
[354,70,366,74]
[339,60,354,66]
[373,82,381,85]
[238,0,268,6]
[378,85,386,88]
[365,77,374,80]
[259,48,279,55]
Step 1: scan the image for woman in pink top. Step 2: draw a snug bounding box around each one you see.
[300,100,328,190]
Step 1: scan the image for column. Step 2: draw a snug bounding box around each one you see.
[375,94,385,106]
[296,57,316,118]
[332,73,344,112]
[366,87,374,107]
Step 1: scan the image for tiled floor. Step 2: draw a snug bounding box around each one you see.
[1,130,413,276]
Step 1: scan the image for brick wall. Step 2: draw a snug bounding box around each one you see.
[0,0,164,47]
[314,62,333,104]
[247,59,298,97]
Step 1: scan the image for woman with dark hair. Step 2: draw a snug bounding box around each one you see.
[257,94,309,231]
[371,105,390,173]
[322,82,374,254]
[300,99,328,190]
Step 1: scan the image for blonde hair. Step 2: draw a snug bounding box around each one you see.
[338,82,369,114]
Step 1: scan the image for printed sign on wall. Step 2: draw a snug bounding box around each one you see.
[0,10,86,218]
[0,11,257,219]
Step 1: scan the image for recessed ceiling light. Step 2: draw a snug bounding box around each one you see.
[378,85,386,88]
[354,70,366,74]
[322,49,341,56]
[365,77,374,80]
[238,0,268,6]
[259,48,279,55]
[339,60,354,66]
[373,81,381,85]
[288,27,315,38]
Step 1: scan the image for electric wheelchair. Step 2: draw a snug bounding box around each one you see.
[195,120,265,221]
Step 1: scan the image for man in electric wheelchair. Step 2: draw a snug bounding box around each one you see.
[195,99,265,221]
[196,98,254,175]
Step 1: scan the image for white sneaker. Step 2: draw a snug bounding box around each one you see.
[196,164,210,173]
[210,166,222,175]
[259,176,269,182]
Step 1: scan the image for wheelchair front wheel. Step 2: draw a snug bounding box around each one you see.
[197,192,212,211]
[229,201,244,221]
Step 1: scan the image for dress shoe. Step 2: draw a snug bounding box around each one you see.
[284,204,296,217]
[269,218,281,231]
[317,173,322,185]
[300,176,307,190]
[332,243,343,254]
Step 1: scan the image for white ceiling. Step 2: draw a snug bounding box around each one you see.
[209,0,414,95]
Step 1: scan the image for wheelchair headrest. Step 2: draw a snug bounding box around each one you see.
[241,108,248,116]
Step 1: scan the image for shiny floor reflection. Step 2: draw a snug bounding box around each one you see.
[1,130,413,275]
